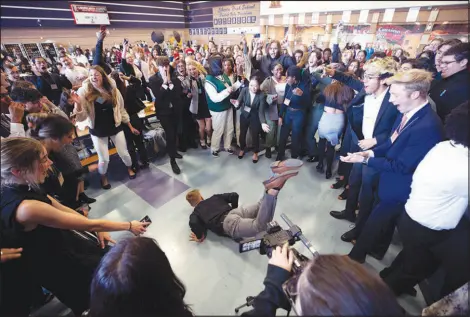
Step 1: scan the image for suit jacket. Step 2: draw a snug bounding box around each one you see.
[333,71,399,152]
[367,104,444,204]
[236,87,268,124]
[148,73,178,117]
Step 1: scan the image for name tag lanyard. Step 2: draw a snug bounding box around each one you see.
[284,83,298,106]
[42,74,59,90]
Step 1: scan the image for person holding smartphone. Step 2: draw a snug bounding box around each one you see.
[0,137,149,317]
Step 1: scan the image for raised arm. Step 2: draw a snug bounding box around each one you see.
[93,30,106,66]
[325,68,364,92]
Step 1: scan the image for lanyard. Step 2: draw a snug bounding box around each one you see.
[41,73,58,88]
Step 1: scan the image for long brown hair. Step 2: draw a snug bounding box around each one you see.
[323,76,355,110]
[297,255,403,316]
[84,65,116,105]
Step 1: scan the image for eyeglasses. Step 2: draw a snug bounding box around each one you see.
[440,60,457,66]
[363,74,380,81]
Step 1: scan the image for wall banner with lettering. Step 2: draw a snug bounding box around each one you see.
[376,24,425,45]
[189,28,228,36]
[212,3,260,28]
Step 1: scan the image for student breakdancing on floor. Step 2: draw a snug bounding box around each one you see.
[186,159,303,242]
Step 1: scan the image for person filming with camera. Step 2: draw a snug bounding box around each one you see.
[244,245,404,316]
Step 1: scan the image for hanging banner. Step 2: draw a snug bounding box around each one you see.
[342,11,352,23]
[358,10,369,24]
[376,24,425,45]
[311,12,320,24]
[298,12,305,25]
[212,3,260,28]
[70,4,110,25]
[406,7,420,23]
[382,8,395,23]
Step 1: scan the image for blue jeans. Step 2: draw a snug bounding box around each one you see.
[278,109,306,159]
[305,102,324,157]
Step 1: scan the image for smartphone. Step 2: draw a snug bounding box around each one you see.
[140,215,152,228]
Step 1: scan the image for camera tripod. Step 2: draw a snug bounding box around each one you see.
[234,296,291,316]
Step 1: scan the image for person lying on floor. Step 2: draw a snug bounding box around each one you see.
[186,159,303,242]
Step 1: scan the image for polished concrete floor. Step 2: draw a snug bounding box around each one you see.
[35,146,427,316]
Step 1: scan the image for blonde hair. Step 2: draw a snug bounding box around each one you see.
[132,46,144,56]
[186,60,207,76]
[363,56,398,77]
[1,137,44,189]
[186,189,202,206]
[385,69,433,97]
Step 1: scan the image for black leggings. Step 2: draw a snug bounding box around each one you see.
[239,115,262,153]
[124,113,149,168]
[318,138,336,173]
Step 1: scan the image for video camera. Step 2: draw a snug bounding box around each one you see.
[236,214,318,314]
[239,213,318,274]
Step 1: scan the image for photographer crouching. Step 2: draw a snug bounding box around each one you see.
[244,245,404,316]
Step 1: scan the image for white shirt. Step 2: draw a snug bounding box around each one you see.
[405,141,469,230]
[134,59,150,82]
[64,66,88,87]
[362,88,388,139]
[249,91,256,105]
[75,55,89,67]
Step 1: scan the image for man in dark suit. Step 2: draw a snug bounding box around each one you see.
[26,56,72,106]
[148,56,182,174]
[340,69,444,264]
[324,59,399,245]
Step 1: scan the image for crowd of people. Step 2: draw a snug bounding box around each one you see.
[1,25,469,317]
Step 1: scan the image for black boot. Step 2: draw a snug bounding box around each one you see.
[265,147,272,159]
[316,162,324,173]
[79,192,96,204]
[170,159,181,174]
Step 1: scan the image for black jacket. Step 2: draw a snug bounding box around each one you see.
[26,72,72,106]
[429,69,470,122]
[189,193,239,239]
[148,72,179,117]
[123,77,146,116]
[236,87,268,124]
[242,265,291,317]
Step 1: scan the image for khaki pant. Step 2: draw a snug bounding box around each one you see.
[223,193,277,239]
[210,108,234,152]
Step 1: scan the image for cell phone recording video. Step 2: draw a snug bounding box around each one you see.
[140,215,152,228]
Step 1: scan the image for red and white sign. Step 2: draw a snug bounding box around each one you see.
[70,4,110,25]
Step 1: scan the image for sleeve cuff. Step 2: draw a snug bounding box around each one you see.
[10,123,26,136]
[266,264,291,286]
